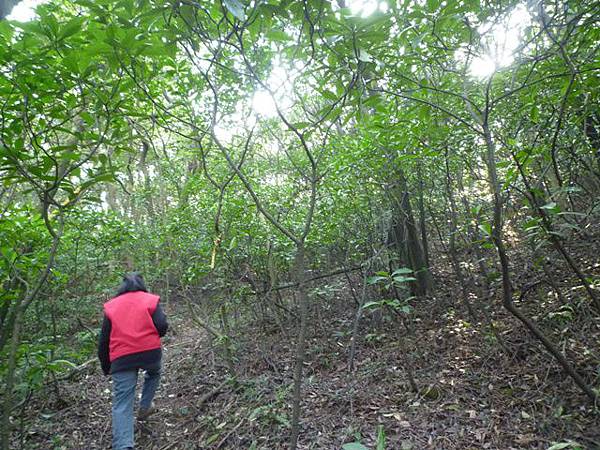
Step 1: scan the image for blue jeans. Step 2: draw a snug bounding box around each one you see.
[111,369,161,450]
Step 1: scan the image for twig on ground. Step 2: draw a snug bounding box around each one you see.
[56,358,98,381]
[196,378,231,410]
[99,419,110,447]
[215,417,245,449]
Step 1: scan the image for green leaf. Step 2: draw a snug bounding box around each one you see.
[59,151,80,161]
[363,94,385,111]
[63,52,84,73]
[399,305,412,314]
[266,30,291,41]
[223,0,245,21]
[320,90,338,101]
[392,275,417,283]
[0,21,14,42]
[376,425,386,450]
[530,104,539,123]
[478,223,492,237]
[59,17,85,40]
[362,300,383,309]
[93,173,116,182]
[342,443,369,450]
[367,275,387,284]
[540,202,560,214]
[47,359,77,371]
[18,21,45,35]
[291,122,311,129]
[523,218,541,232]
[227,236,238,251]
[547,443,581,450]
[81,111,95,126]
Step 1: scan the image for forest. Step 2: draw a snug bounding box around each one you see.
[0,0,599,448]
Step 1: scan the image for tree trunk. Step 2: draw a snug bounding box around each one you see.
[510,146,600,311]
[1,301,24,450]
[583,113,600,172]
[483,123,597,402]
[289,244,309,450]
[397,169,433,296]
[139,141,155,220]
[444,150,477,321]
[348,269,369,372]
[417,164,430,268]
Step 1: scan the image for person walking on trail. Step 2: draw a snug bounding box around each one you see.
[98,273,169,450]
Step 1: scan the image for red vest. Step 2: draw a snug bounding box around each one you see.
[103,291,161,362]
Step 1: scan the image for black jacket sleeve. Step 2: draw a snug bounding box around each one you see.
[152,301,169,337]
[98,315,112,375]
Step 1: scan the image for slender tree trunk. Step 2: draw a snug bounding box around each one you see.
[126,159,138,223]
[348,269,369,372]
[426,201,448,254]
[548,234,600,311]
[290,244,309,450]
[0,298,16,354]
[397,170,433,296]
[510,148,600,311]
[1,301,24,450]
[140,141,155,220]
[444,150,477,321]
[583,113,600,172]
[483,123,597,402]
[417,164,430,268]
[458,190,508,351]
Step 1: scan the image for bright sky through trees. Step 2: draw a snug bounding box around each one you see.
[5,0,388,21]
[252,91,278,118]
[8,0,530,82]
[347,0,389,16]
[5,0,47,21]
[468,4,532,78]
[251,58,297,118]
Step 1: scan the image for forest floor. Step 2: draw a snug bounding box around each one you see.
[15,234,600,449]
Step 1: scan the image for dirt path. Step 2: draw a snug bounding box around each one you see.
[16,289,600,449]
[20,307,229,450]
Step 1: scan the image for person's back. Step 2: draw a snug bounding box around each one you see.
[104,291,162,362]
[98,273,168,450]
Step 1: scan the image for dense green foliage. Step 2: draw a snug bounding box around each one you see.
[1,0,599,448]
